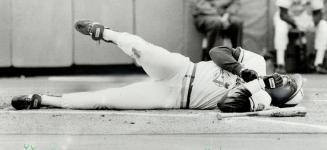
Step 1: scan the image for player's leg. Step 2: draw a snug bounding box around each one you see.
[12,80,182,110]
[226,16,243,48]
[274,13,290,73]
[314,20,327,74]
[75,20,192,81]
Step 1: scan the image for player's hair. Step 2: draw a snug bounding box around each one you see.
[217,87,251,112]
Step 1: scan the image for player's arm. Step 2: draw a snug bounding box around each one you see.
[279,7,297,29]
[311,0,324,26]
[218,74,283,112]
[313,9,323,26]
[209,46,258,82]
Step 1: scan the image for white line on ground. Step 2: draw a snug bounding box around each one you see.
[2,110,218,118]
[247,117,327,131]
[312,99,327,102]
[48,76,148,82]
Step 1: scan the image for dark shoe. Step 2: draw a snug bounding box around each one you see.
[315,64,327,74]
[11,94,42,110]
[74,20,112,43]
[275,65,286,74]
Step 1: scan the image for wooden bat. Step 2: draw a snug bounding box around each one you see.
[217,106,307,120]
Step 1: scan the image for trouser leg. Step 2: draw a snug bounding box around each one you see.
[314,20,327,66]
[226,17,243,48]
[60,80,179,109]
[274,13,290,65]
[43,30,193,110]
[104,31,191,81]
[194,16,225,50]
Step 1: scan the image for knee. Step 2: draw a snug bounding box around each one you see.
[203,17,224,31]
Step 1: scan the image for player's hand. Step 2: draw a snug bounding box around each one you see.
[263,73,283,89]
[240,69,258,82]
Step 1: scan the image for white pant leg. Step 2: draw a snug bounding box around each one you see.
[61,80,181,109]
[57,32,193,110]
[116,32,192,81]
[314,20,327,66]
[238,48,267,76]
[274,12,290,65]
[274,12,290,53]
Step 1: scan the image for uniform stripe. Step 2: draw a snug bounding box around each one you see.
[238,48,245,63]
[186,64,197,109]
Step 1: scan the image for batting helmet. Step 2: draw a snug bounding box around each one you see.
[266,74,304,107]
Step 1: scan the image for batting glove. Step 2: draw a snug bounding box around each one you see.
[263,73,283,89]
[240,68,259,82]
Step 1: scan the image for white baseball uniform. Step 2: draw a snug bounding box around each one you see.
[60,32,267,110]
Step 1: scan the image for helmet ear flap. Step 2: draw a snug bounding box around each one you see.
[266,74,303,107]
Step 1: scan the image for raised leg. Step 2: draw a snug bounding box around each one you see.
[103,30,192,80]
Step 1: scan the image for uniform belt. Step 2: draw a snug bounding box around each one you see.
[185,64,197,109]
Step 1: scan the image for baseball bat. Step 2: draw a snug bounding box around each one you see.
[217,106,307,120]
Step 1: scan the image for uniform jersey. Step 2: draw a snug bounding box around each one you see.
[188,47,266,109]
[190,61,239,109]
[276,0,324,16]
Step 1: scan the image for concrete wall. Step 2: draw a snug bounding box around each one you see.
[0,0,277,67]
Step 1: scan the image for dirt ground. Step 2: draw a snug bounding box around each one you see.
[0,74,327,149]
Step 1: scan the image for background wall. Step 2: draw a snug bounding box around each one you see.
[0,0,286,67]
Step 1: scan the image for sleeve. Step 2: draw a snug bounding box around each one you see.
[279,7,297,28]
[311,0,324,10]
[276,0,292,8]
[209,46,243,76]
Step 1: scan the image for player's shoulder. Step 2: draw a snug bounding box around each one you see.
[197,61,221,71]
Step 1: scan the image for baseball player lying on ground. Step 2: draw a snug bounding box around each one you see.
[11,20,304,112]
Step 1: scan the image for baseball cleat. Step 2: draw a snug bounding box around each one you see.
[275,64,286,74]
[315,64,327,74]
[11,94,42,110]
[74,20,112,43]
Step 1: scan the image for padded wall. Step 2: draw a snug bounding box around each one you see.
[12,0,73,67]
[135,0,184,53]
[0,0,11,67]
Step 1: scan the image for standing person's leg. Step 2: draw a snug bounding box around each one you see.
[194,16,224,50]
[314,20,327,74]
[274,13,289,73]
[226,16,243,48]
